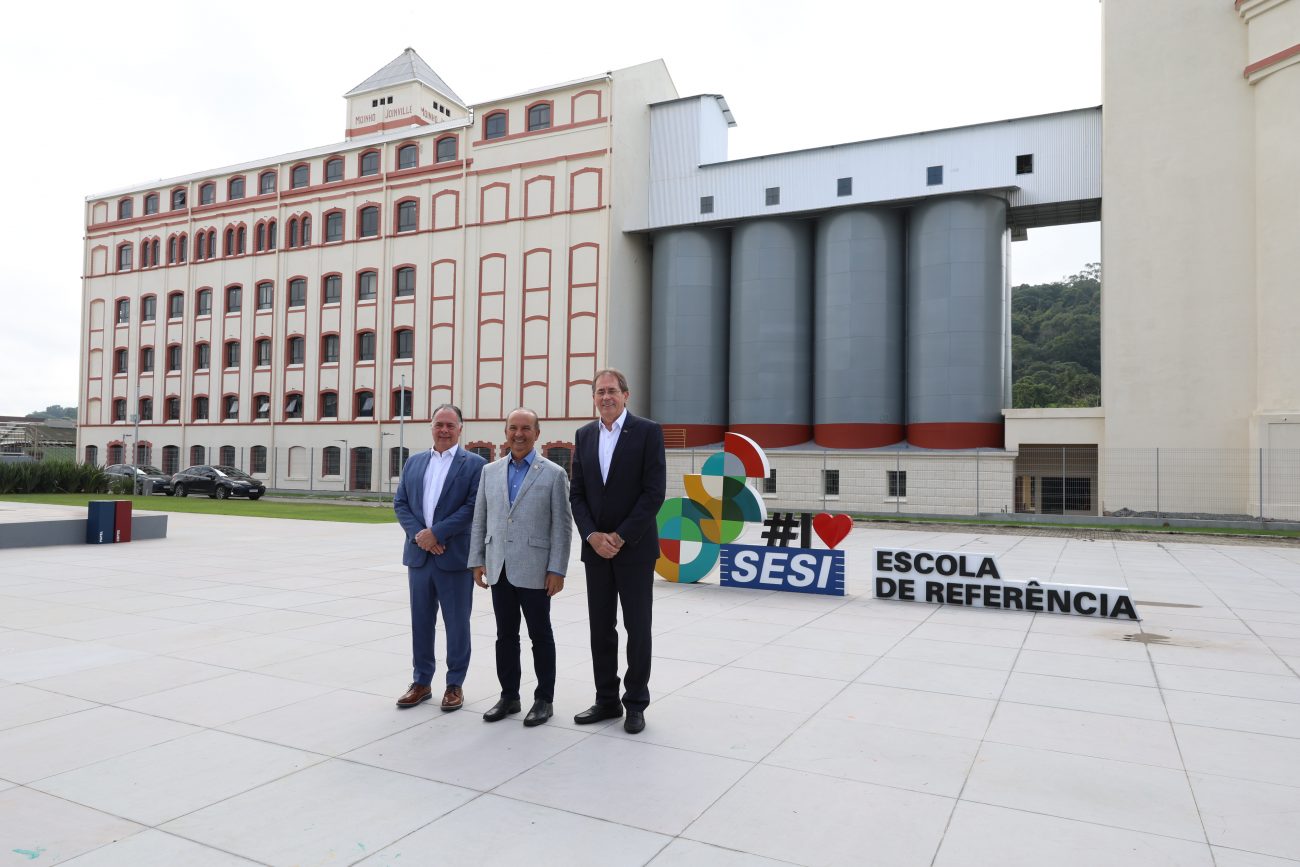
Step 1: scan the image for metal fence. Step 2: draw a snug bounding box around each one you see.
[664,446,1300,524]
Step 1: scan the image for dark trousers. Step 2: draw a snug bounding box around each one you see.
[491,569,556,702]
[583,556,653,712]
[408,561,473,687]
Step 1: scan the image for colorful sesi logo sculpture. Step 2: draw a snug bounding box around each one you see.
[656,433,848,595]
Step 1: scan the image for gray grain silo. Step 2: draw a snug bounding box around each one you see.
[650,228,730,446]
[813,208,905,448]
[905,195,1008,449]
[729,219,813,447]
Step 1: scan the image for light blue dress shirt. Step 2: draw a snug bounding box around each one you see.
[507,449,536,506]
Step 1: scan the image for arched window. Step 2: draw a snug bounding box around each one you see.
[139,397,153,421]
[250,445,267,474]
[359,206,379,238]
[255,222,266,252]
[436,136,457,163]
[206,228,216,255]
[150,238,160,267]
[284,392,303,419]
[115,298,130,324]
[255,338,271,367]
[113,347,128,374]
[228,176,245,200]
[196,231,207,260]
[167,292,184,320]
[140,346,154,372]
[287,217,298,248]
[166,345,182,374]
[527,102,552,131]
[389,446,411,477]
[225,285,241,313]
[178,233,188,263]
[355,390,375,418]
[116,243,132,272]
[291,164,310,189]
[190,445,205,466]
[266,219,277,250]
[199,182,215,206]
[144,193,159,215]
[224,339,240,369]
[171,188,187,210]
[393,328,414,359]
[356,330,375,361]
[325,157,343,183]
[396,200,417,233]
[223,394,239,420]
[117,197,133,220]
[162,445,179,474]
[300,215,311,245]
[219,445,236,467]
[484,111,507,140]
[167,236,177,264]
[322,274,341,304]
[85,445,99,466]
[394,266,415,297]
[142,295,156,322]
[322,446,341,476]
[108,443,125,464]
[319,391,338,418]
[356,270,377,301]
[258,170,276,195]
[288,278,306,308]
[197,288,212,316]
[166,396,181,420]
[254,394,271,420]
[359,150,380,177]
[236,225,246,254]
[321,334,339,363]
[391,389,412,418]
[544,444,574,477]
[224,227,235,257]
[136,442,151,465]
[287,336,305,365]
[397,143,418,170]
[325,210,343,242]
[195,342,210,370]
[256,281,273,311]
[193,395,209,421]
[112,398,126,421]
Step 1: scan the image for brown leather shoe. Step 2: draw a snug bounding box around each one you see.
[396,683,432,708]
[440,684,464,712]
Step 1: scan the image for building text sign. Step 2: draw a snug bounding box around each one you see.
[873,548,1140,620]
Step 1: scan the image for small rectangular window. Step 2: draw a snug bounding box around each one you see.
[700,195,714,214]
[765,187,780,206]
[888,470,907,498]
[926,166,943,186]
[837,177,852,197]
[823,469,840,497]
[763,469,776,495]
[1016,154,1034,175]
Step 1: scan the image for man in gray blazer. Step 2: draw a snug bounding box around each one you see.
[468,408,573,726]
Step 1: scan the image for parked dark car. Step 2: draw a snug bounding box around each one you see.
[104,464,173,495]
[171,465,266,500]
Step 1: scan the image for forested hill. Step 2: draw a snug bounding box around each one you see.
[1011,263,1100,408]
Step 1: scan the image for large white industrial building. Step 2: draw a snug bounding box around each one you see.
[78,0,1300,518]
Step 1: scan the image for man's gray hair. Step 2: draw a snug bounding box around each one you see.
[432,403,464,423]
[507,407,540,428]
[592,368,629,393]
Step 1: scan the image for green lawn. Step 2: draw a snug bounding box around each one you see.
[0,493,397,524]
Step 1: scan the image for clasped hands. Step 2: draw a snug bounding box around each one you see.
[414,528,444,555]
[588,531,624,560]
[473,567,565,597]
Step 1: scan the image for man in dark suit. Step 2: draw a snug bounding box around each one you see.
[392,404,487,711]
[570,369,666,734]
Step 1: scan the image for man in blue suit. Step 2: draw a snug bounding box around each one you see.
[393,404,487,711]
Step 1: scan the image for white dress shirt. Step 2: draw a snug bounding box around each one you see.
[422,444,459,529]
[598,408,627,483]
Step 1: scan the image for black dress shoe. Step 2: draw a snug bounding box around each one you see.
[573,703,623,725]
[482,698,522,722]
[624,710,645,734]
[523,700,553,727]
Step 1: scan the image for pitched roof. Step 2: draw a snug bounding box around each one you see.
[345,48,464,105]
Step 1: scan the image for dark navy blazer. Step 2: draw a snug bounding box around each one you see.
[570,412,667,566]
[393,447,487,570]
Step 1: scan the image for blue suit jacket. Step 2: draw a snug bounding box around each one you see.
[393,447,487,571]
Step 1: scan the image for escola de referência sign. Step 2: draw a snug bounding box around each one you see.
[873,547,1140,621]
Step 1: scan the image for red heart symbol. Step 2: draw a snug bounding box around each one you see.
[813,513,853,549]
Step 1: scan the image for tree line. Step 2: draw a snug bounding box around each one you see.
[1011,263,1100,408]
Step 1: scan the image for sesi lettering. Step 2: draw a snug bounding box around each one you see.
[788,554,817,588]
[731,550,759,583]
[759,552,788,585]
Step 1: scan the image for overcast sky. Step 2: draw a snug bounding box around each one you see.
[0,0,1101,417]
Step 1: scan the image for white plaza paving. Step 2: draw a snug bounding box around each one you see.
[2,506,1300,866]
